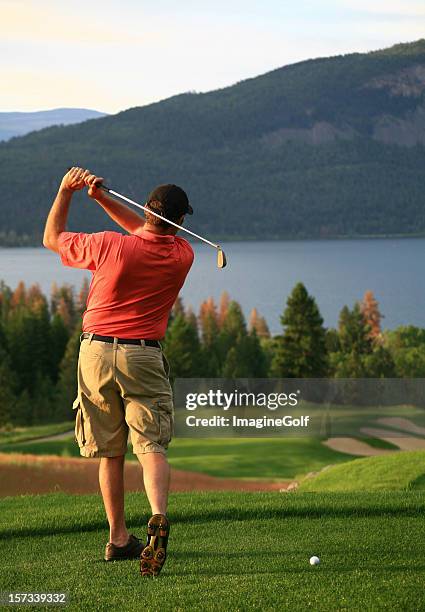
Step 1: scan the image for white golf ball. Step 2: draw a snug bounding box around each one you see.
[309,556,320,566]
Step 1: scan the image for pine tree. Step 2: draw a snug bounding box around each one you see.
[6,308,39,392]
[382,326,424,377]
[0,349,17,427]
[271,283,328,377]
[11,281,27,308]
[219,301,247,357]
[218,301,269,377]
[199,297,218,335]
[199,310,219,348]
[329,301,393,377]
[172,296,185,319]
[32,373,55,423]
[361,290,383,341]
[0,281,12,321]
[51,285,76,330]
[28,287,52,381]
[50,282,60,315]
[338,303,372,354]
[57,296,73,330]
[185,307,198,330]
[49,313,70,382]
[164,314,202,379]
[222,330,267,377]
[249,308,270,338]
[198,297,221,376]
[218,291,230,328]
[13,390,32,427]
[55,325,82,421]
[77,278,90,316]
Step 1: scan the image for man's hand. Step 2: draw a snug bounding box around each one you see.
[44,170,88,252]
[84,173,105,199]
[60,167,90,192]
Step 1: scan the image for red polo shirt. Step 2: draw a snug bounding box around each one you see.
[57,229,194,339]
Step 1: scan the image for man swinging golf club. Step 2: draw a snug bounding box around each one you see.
[43,167,194,577]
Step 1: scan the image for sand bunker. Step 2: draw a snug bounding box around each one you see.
[323,437,393,456]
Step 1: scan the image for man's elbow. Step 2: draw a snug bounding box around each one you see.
[42,234,52,249]
[43,234,58,252]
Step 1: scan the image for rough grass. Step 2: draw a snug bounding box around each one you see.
[298,451,425,492]
[0,422,74,445]
[1,491,425,611]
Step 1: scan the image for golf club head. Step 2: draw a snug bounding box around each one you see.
[217,248,227,269]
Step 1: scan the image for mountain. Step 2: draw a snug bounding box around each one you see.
[0,108,107,141]
[1,40,425,245]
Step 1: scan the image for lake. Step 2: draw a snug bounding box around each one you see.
[0,238,423,334]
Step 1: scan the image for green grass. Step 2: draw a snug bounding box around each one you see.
[0,436,358,480]
[0,422,74,445]
[1,491,425,610]
[0,438,80,457]
[167,438,357,480]
[358,437,399,450]
[298,451,425,492]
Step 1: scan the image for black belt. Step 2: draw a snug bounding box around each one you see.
[81,333,161,348]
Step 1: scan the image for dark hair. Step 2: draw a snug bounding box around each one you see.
[144,200,181,229]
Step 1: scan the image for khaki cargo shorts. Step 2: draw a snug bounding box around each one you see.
[72,337,173,458]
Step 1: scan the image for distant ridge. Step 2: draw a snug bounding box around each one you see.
[0,108,107,141]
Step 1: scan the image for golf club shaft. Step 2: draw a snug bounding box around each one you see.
[101,186,220,250]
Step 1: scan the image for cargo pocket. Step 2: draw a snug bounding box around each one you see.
[157,400,174,447]
[72,397,86,447]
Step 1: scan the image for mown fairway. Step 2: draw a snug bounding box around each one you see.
[1,491,425,611]
[0,432,356,480]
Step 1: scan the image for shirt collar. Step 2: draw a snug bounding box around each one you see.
[138,228,175,243]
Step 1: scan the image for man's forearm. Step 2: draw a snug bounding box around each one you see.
[94,191,145,234]
[43,186,73,252]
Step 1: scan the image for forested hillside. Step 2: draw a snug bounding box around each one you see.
[1,40,425,244]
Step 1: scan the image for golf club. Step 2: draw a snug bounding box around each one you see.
[98,181,227,269]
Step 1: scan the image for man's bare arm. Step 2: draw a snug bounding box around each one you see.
[85,174,145,235]
[43,167,89,253]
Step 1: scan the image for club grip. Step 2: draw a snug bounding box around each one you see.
[66,168,110,191]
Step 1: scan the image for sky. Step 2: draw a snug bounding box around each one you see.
[1,0,425,114]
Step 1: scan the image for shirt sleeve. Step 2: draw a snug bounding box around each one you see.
[57,232,103,270]
[175,236,195,268]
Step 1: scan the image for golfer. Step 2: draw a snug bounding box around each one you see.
[43,167,194,577]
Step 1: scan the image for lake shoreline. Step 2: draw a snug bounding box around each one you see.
[2,232,425,249]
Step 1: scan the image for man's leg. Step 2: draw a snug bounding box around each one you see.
[137,452,170,515]
[99,455,129,546]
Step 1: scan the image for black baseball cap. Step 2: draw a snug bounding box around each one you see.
[147,184,193,219]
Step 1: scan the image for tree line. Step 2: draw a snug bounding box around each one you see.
[0,280,424,427]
